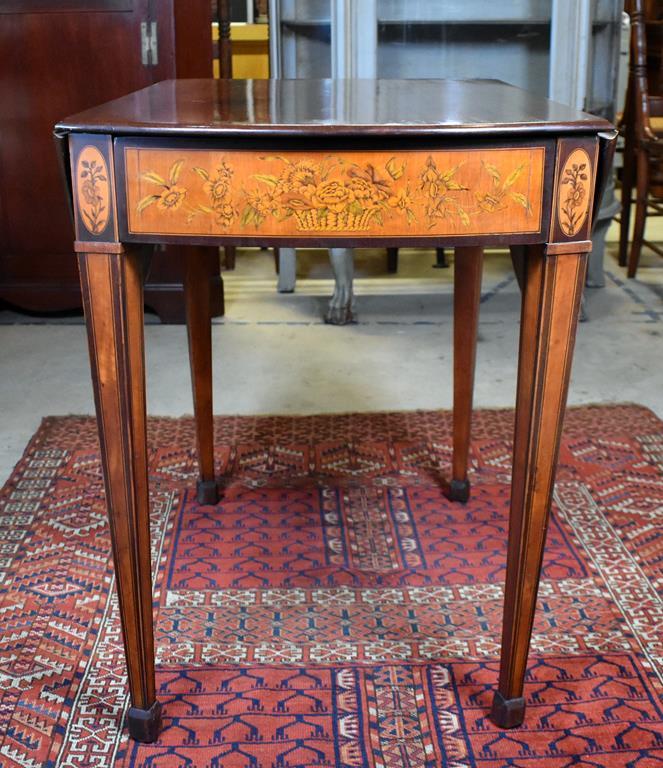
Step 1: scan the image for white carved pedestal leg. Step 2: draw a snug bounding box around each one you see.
[326,248,355,325]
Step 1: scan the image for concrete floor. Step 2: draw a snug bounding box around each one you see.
[0,244,661,485]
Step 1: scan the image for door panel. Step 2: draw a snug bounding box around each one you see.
[0,1,216,317]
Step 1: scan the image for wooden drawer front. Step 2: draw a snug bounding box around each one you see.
[122,146,545,239]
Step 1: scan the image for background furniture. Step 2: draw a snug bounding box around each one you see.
[56,77,614,742]
[619,0,663,277]
[0,0,222,321]
[269,0,623,290]
[213,18,270,78]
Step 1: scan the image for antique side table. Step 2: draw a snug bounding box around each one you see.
[55,79,615,743]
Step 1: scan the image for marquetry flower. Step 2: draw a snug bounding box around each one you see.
[569,185,585,208]
[421,162,439,186]
[203,162,234,203]
[387,186,413,212]
[285,161,318,196]
[215,161,233,179]
[312,180,351,212]
[205,177,230,203]
[215,203,235,226]
[81,179,102,205]
[246,190,272,216]
[348,176,374,201]
[157,186,187,211]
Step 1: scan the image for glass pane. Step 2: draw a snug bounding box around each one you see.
[278,0,331,77]
[376,0,552,93]
[587,2,624,119]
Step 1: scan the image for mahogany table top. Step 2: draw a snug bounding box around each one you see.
[56,78,612,139]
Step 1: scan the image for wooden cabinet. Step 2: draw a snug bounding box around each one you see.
[0,0,221,320]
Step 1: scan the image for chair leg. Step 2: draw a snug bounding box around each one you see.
[387,247,398,273]
[447,246,483,503]
[224,245,236,270]
[619,137,635,267]
[185,247,218,504]
[627,150,648,278]
[434,247,449,268]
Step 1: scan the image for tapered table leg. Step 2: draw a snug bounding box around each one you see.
[185,247,219,504]
[77,246,161,743]
[491,244,587,728]
[447,246,483,503]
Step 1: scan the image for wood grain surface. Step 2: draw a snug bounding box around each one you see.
[122,146,545,239]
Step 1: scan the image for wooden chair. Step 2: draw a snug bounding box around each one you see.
[619,0,663,277]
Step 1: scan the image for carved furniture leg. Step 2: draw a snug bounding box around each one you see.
[491,245,587,728]
[185,247,219,504]
[326,248,355,325]
[77,247,161,743]
[447,246,483,503]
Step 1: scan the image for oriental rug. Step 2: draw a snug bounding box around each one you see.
[0,406,661,767]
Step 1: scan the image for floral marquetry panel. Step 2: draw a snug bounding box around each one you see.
[70,133,118,243]
[76,147,110,236]
[121,146,546,240]
[549,137,599,243]
[557,148,592,237]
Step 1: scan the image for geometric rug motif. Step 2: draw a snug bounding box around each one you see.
[0,405,661,766]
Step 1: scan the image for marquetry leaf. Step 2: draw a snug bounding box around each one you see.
[169,160,185,185]
[286,198,311,210]
[482,162,501,184]
[137,194,160,212]
[253,174,280,187]
[503,164,525,190]
[192,167,210,181]
[446,180,468,191]
[510,191,532,214]
[142,171,167,186]
[386,157,405,180]
[441,165,463,182]
[241,206,256,226]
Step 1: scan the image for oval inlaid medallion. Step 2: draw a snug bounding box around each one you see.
[76,146,110,236]
[557,148,591,237]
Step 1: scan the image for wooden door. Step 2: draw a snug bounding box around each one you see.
[0,0,219,319]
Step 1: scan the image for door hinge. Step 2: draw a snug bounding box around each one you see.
[141,21,158,66]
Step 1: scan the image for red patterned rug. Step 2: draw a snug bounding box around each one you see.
[0,405,661,767]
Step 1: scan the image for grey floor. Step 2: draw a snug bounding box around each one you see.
[1,244,661,486]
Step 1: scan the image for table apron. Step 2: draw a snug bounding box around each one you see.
[111,137,557,247]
